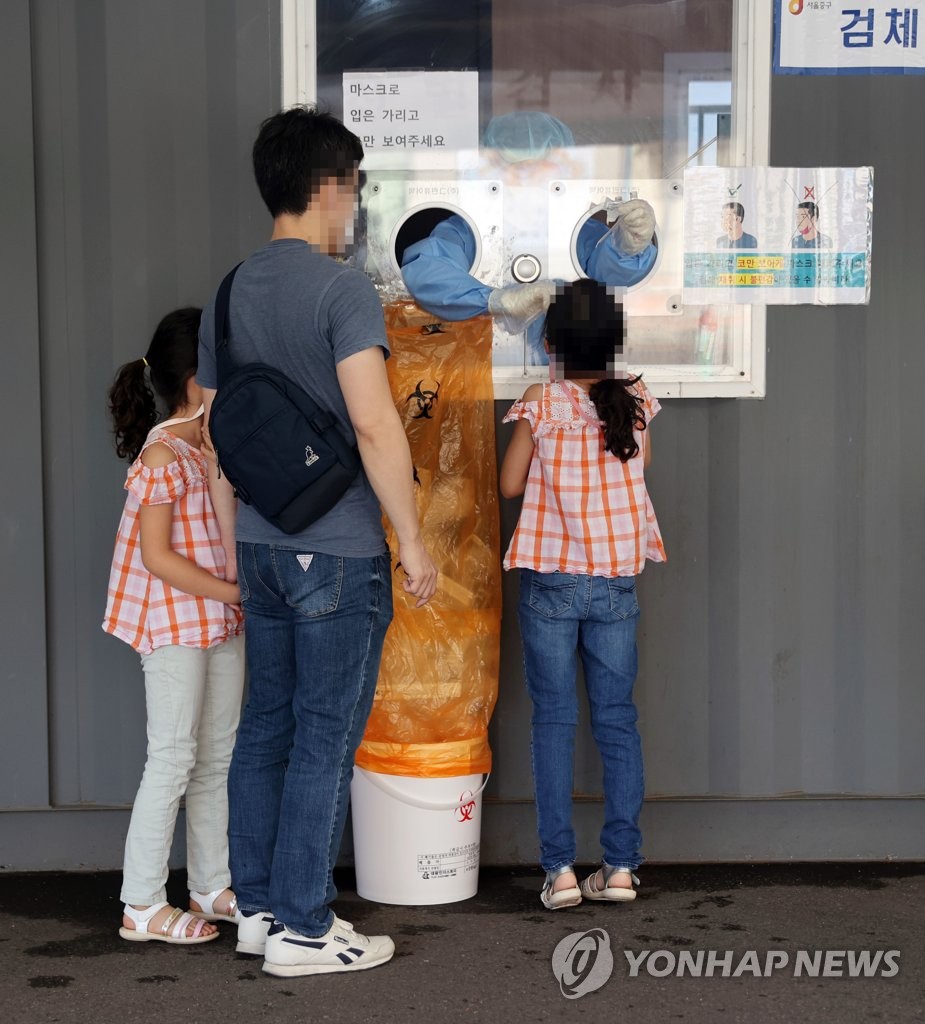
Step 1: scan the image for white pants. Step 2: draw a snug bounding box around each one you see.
[121,634,245,905]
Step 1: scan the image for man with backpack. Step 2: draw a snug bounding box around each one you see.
[197,106,437,978]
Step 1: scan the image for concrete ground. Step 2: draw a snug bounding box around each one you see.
[1,864,922,1024]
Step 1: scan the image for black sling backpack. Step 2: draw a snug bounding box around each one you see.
[207,263,361,534]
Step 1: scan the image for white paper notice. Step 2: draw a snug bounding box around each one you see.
[343,70,479,164]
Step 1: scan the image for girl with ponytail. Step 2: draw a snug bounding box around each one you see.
[499,278,666,912]
[103,308,244,945]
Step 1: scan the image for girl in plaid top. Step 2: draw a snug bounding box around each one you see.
[500,279,665,911]
[103,309,244,945]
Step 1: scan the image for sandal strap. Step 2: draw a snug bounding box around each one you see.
[123,901,170,934]
[585,871,605,894]
[602,864,640,888]
[160,907,184,936]
[191,887,236,916]
[543,865,579,899]
[166,909,206,939]
[544,864,576,885]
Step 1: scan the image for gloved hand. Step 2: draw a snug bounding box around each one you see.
[606,199,656,257]
[488,281,556,334]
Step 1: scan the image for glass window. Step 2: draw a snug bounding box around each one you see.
[283,0,769,397]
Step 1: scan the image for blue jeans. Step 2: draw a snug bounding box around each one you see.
[228,544,392,936]
[518,569,644,873]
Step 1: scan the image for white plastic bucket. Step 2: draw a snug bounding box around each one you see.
[350,767,489,905]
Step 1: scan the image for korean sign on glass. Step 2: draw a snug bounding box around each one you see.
[774,1,923,74]
[342,70,479,162]
[682,166,873,305]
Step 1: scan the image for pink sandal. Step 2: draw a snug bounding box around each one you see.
[119,902,219,944]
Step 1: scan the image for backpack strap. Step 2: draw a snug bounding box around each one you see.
[214,263,243,386]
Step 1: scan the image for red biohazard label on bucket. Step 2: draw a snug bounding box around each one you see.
[456,791,476,822]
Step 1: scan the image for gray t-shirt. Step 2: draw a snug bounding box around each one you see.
[198,238,389,556]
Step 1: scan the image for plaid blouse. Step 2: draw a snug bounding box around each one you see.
[102,429,243,654]
[502,379,666,577]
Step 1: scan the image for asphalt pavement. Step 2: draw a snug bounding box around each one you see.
[1,863,922,1024]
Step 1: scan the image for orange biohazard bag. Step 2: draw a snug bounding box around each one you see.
[355,303,501,778]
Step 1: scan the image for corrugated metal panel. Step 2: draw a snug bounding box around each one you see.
[30,0,280,806]
[0,0,49,809]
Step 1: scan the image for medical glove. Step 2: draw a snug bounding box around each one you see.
[606,199,656,257]
[488,281,556,335]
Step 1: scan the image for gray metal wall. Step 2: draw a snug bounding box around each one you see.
[1,1,922,869]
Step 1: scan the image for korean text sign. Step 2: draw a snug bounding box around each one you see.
[774,1,923,75]
[342,70,479,158]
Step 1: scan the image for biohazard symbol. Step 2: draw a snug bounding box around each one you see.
[803,185,816,200]
[456,791,476,822]
[407,379,441,419]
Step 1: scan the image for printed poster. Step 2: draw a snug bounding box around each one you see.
[682,167,873,305]
[774,1,924,75]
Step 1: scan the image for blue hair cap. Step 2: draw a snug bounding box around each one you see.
[482,111,574,162]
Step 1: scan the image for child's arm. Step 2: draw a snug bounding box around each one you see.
[499,384,542,499]
[138,442,240,604]
[202,387,238,583]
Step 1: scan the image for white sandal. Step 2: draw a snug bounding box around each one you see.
[189,888,239,923]
[540,866,583,910]
[119,902,219,944]
[580,865,640,902]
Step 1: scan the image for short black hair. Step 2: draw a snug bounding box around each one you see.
[252,106,364,218]
[797,201,819,220]
[723,202,745,221]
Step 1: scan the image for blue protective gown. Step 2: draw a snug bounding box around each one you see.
[400,214,657,322]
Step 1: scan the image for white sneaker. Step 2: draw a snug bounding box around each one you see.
[236,909,276,956]
[262,916,395,977]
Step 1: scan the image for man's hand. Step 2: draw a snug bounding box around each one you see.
[397,537,438,608]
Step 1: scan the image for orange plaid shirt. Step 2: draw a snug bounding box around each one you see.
[503,379,666,577]
[102,429,243,655]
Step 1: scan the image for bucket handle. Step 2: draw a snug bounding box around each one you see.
[358,770,491,811]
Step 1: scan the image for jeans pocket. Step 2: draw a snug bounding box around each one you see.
[527,571,579,618]
[606,577,640,620]
[275,549,343,618]
[235,543,251,604]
